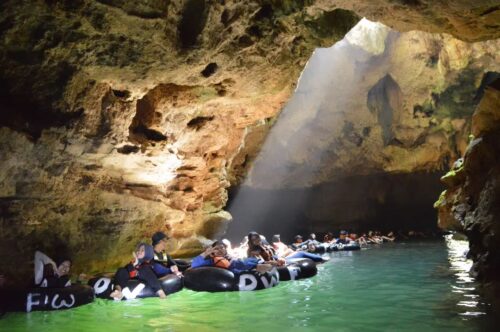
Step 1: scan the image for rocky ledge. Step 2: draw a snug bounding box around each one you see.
[435,78,500,286]
[0,0,499,281]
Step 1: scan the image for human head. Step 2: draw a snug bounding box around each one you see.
[325,232,334,241]
[339,230,347,240]
[350,233,358,240]
[55,257,71,277]
[136,243,155,263]
[247,232,262,246]
[211,240,227,257]
[152,231,169,251]
[247,246,262,258]
[309,233,316,240]
[272,234,281,243]
[307,243,316,252]
[294,235,303,243]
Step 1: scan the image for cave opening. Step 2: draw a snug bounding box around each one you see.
[1,0,500,326]
[224,18,495,245]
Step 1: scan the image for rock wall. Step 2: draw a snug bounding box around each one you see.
[245,25,500,189]
[226,172,444,241]
[435,78,500,284]
[0,0,361,279]
[227,23,499,240]
[0,0,499,280]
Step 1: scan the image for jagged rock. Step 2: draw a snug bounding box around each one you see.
[437,78,500,283]
[246,28,499,188]
[0,0,499,281]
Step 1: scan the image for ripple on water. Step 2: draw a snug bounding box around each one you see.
[1,238,498,332]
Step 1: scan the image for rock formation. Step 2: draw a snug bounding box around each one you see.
[435,78,500,284]
[227,22,499,238]
[0,0,361,278]
[0,0,499,281]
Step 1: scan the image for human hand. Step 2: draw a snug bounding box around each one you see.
[256,264,272,273]
[203,247,215,257]
[77,273,87,283]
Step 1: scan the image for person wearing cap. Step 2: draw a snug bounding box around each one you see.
[151,232,182,277]
[336,230,355,245]
[291,235,306,251]
[271,234,291,257]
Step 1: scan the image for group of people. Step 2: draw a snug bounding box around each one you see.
[12,230,330,300]
[190,231,328,276]
[0,229,405,301]
[288,230,397,251]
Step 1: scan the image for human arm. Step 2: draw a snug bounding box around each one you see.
[263,258,285,267]
[191,255,213,268]
[152,262,172,276]
[166,254,182,276]
[34,251,56,285]
[229,257,259,274]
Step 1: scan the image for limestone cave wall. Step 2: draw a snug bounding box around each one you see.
[435,78,500,284]
[0,0,499,281]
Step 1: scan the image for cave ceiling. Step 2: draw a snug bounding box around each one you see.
[0,0,499,276]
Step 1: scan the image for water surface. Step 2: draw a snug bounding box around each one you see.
[1,237,495,332]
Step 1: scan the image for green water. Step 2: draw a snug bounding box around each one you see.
[1,237,496,332]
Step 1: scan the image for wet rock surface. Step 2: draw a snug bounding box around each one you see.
[0,0,360,278]
[246,28,499,188]
[0,0,499,281]
[436,78,500,284]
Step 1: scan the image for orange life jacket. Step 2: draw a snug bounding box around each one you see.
[213,256,231,269]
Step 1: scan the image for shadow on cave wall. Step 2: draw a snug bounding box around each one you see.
[225,172,444,243]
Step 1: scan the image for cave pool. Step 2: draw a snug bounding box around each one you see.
[1,236,496,332]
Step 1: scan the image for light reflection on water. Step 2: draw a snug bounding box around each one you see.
[445,235,489,319]
[1,238,497,332]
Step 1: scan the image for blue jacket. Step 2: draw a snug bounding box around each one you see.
[191,255,260,275]
[152,262,172,277]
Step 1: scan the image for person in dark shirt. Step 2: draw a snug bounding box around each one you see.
[34,251,71,288]
[291,235,307,251]
[151,232,182,277]
[336,230,354,245]
[110,243,166,300]
[247,232,285,265]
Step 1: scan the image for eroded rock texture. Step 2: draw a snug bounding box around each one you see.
[329,0,500,42]
[0,0,360,278]
[246,21,500,188]
[228,23,499,238]
[0,0,499,280]
[436,78,500,284]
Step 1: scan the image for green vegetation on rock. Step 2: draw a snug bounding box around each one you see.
[434,190,447,208]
